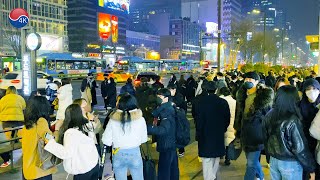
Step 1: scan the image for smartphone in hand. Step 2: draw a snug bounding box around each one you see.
[45,132,54,141]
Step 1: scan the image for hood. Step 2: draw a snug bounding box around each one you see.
[110,109,143,121]
[46,83,58,90]
[303,79,320,92]
[61,84,73,91]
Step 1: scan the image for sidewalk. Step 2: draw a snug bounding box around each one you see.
[1,141,271,180]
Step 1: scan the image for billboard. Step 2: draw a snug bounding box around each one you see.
[98,13,118,43]
[98,0,130,14]
[206,22,218,37]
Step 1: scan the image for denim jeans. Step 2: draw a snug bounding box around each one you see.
[112,147,143,180]
[244,151,264,180]
[270,157,303,180]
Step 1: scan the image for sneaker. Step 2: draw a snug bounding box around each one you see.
[0,161,11,168]
[178,152,185,157]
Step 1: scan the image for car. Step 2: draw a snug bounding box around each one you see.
[108,70,133,83]
[134,72,160,87]
[0,71,60,92]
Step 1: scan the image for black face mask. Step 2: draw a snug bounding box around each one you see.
[244,81,254,89]
[156,97,163,105]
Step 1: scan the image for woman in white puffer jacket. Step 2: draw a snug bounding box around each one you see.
[219,87,236,166]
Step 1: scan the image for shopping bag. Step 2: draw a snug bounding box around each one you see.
[141,143,156,180]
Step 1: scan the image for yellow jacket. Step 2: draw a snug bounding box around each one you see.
[0,94,26,121]
[22,118,57,179]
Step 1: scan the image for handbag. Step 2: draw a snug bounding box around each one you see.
[141,143,156,180]
[36,127,61,170]
[227,138,242,160]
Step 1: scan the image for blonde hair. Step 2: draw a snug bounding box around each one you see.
[6,86,17,95]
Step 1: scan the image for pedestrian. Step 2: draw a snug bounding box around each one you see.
[4,65,9,74]
[102,93,147,180]
[81,73,98,108]
[234,71,274,180]
[136,77,155,124]
[263,85,316,180]
[178,74,187,99]
[219,87,236,166]
[0,86,26,168]
[44,104,100,180]
[46,76,58,115]
[265,71,276,88]
[274,77,290,92]
[167,84,187,157]
[194,82,230,180]
[101,73,110,110]
[152,75,164,91]
[215,72,228,95]
[168,74,178,87]
[186,75,197,104]
[22,96,57,180]
[120,78,136,96]
[195,76,206,97]
[55,78,73,133]
[300,78,320,179]
[106,77,117,109]
[147,88,179,180]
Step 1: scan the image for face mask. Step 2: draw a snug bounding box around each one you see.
[156,97,163,105]
[108,80,111,84]
[46,80,50,84]
[306,89,319,103]
[244,81,254,89]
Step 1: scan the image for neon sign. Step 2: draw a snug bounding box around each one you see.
[22,53,31,96]
[98,0,130,14]
[98,13,118,43]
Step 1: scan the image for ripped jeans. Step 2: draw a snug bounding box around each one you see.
[270,157,303,180]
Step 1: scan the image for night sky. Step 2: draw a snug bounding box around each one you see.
[280,0,319,38]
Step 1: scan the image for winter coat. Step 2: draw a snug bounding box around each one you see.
[0,94,26,122]
[300,95,320,156]
[195,80,204,97]
[56,84,73,120]
[194,94,230,158]
[263,110,316,173]
[81,78,97,105]
[147,102,176,152]
[101,80,117,108]
[186,77,197,101]
[216,79,228,94]
[220,95,236,146]
[46,83,58,102]
[120,83,136,96]
[265,75,276,88]
[136,85,157,124]
[234,84,274,152]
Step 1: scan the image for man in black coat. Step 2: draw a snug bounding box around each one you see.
[101,73,110,110]
[194,81,230,180]
[147,88,179,180]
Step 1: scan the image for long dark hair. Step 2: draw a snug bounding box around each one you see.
[58,104,89,144]
[273,85,302,120]
[25,96,51,129]
[116,93,138,132]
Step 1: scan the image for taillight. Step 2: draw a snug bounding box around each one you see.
[11,79,20,83]
[0,79,2,83]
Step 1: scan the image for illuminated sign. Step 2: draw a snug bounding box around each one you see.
[26,33,42,51]
[22,53,31,96]
[206,22,218,37]
[88,53,101,58]
[98,13,118,43]
[98,0,130,14]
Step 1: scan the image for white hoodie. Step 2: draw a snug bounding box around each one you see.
[44,128,99,175]
[56,84,73,120]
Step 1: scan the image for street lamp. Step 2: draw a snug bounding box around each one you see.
[252,9,266,63]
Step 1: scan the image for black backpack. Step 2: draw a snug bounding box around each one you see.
[174,106,190,148]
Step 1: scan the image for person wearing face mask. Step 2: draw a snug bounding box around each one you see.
[147,88,179,180]
[300,78,320,180]
[234,71,274,180]
[81,73,98,109]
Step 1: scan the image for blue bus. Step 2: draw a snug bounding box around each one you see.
[37,53,106,76]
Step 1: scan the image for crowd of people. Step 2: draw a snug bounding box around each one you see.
[0,68,320,180]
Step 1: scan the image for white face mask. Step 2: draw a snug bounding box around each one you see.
[108,80,111,84]
[306,89,320,103]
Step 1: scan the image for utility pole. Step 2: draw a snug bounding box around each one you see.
[217,0,222,72]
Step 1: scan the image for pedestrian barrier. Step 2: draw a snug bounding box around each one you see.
[0,126,23,171]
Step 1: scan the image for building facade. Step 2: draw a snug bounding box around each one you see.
[68,0,128,53]
[222,0,242,39]
[0,0,68,57]
[129,0,181,35]
[126,30,160,51]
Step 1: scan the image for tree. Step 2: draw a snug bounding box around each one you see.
[0,26,21,58]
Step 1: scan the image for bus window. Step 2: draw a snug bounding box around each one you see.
[89,61,96,69]
[82,62,89,69]
[56,60,66,70]
[74,62,81,69]
[66,62,73,69]
[48,60,55,70]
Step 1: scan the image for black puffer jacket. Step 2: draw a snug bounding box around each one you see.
[262,110,316,173]
[147,102,176,152]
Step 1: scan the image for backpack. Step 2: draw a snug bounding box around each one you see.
[174,106,190,148]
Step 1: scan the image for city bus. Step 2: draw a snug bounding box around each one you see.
[115,56,201,74]
[37,53,106,77]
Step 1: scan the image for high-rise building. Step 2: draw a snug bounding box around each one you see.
[222,0,242,38]
[0,0,68,56]
[68,0,128,53]
[129,0,181,34]
[181,0,218,26]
